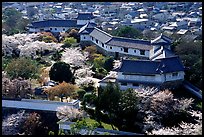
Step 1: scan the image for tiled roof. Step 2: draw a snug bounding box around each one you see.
[89,27,112,43]
[106,36,152,50]
[30,20,77,28]
[78,22,97,34]
[151,33,172,45]
[77,12,95,20]
[150,46,176,60]
[117,56,184,74]
[156,56,185,73]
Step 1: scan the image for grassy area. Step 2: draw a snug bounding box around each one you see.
[84,118,118,130]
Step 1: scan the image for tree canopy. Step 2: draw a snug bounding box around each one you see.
[5,57,39,79]
[111,26,142,39]
[49,62,73,83]
[45,81,78,100]
[62,37,77,48]
[2,8,29,35]
[174,40,202,89]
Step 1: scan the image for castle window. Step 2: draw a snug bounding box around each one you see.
[140,50,145,55]
[121,82,127,86]
[124,47,128,53]
[110,46,112,49]
[63,28,65,31]
[172,72,178,77]
[134,50,136,53]
[96,39,98,44]
[133,83,139,86]
[102,43,104,47]
[121,48,123,51]
[55,28,57,30]
[50,28,52,30]
[92,37,93,40]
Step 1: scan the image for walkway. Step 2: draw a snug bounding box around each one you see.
[2,99,80,112]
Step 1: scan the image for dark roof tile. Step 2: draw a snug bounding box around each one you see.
[106,36,152,50]
[117,56,184,74]
[151,33,172,45]
[77,12,95,20]
[31,20,77,28]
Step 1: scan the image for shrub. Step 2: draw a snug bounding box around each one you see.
[62,37,77,48]
[82,93,97,108]
[77,89,86,100]
[39,32,58,43]
[45,81,78,100]
[5,57,39,79]
[103,57,114,71]
[84,46,97,61]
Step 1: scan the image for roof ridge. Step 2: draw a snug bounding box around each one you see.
[94,27,113,37]
[123,59,160,62]
[112,36,150,42]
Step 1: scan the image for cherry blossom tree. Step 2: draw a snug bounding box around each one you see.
[133,87,198,134]
[56,106,86,122]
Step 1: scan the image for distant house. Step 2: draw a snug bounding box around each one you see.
[169,20,188,30]
[124,11,138,20]
[177,29,190,35]
[188,18,201,27]
[121,18,153,31]
[152,12,170,23]
[161,26,176,32]
[100,56,185,90]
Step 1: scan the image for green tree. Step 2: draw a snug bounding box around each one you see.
[16,17,30,33]
[103,57,114,71]
[77,89,86,100]
[62,37,77,48]
[111,26,142,39]
[5,57,39,79]
[26,6,38,18]
[49,62,73,83]
[82,93,97,109]
[116,89,141,132]
[39,32,58,43]
[84,45,97,61]
[174,40,202,89]
[2,57,12,71]
[97,83,121,130]
[2,7,28,35]
[68,29,80,42]
[70,119,99,135]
